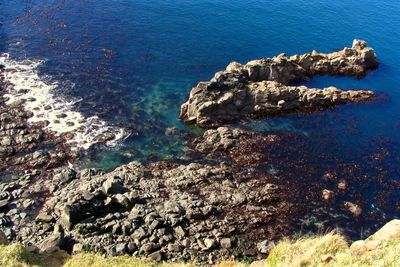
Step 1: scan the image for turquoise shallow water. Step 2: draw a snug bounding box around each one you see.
[1,1,400,185]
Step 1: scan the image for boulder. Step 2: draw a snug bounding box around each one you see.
[257,240,275,254]
[37,226,64,254]
[203,238,216,250]
[148,251,164,262]
[103,176,126,194]
[0,199,9,209]
[0,191,12,209]
[369,219,400,241]
[350,220,400,255]
[72,243,84,254]
[36,212,54,223]
[220,238,232,249]
[60,205,82,230]
[115,243,126,255]
[344,202,362,217]
[322,189,334,202]
[139,242,160,254]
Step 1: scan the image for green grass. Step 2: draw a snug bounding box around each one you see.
[0,243,192,267]
[1,233,399,267]
[63,253,194,267]
[0,243,75,267]
[266,232,400,267]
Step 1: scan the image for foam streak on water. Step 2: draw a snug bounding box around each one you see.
[0,54,127,150]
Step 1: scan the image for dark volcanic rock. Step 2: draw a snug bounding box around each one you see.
[1,125,398,264]
[180,40,378,127]
[0,67,77,244]
[0,41,394,265]
[0,70,75,174]
[13,128,283,263]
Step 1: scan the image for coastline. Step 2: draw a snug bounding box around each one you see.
[0,40,398,265]
[0,54,129,151]
[1,218,400,266]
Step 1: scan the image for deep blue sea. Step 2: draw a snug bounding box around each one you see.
[1,1,400,231]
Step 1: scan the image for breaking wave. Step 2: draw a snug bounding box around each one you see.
[0,54,128,150]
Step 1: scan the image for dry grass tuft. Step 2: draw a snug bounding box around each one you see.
[63,253,194,267]
[266,232,400,267]
[0,243,194,267]
[266,232,348,266]
[215,260,247,267]
[1,233,399,267]
[0,243,38,267]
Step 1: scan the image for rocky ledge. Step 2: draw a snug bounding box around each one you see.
[1,126,396,264]
[180,40,378,127]
[12,128,282,264]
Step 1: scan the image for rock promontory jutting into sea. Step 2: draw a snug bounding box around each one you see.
[0,39,395,265]
[180,40,379,127]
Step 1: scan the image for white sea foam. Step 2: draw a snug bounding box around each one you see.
[0,53,127,150]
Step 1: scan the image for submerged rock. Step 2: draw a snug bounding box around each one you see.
[322,189,334,202]
[344,201,362,217]
[180,40,378,127]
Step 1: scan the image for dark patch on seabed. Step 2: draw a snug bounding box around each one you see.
[189,125,400,241]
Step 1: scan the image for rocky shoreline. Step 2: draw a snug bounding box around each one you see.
[0,126,397,264]
[0,66,79,246]
[0,95,75,174]
[0,70,77,184]
[180,40,378,127]
[0,55,129,151]
[1,40,397,266]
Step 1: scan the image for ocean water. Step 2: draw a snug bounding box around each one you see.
[1,0,400,230]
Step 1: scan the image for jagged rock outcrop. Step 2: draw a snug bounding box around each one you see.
[180,40,378,127]
[15,128,283,263]
[1,125,397,264]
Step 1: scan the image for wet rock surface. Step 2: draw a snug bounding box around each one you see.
[180,40,378,127]
[0,67,76,174]
[0,65,77,245]
[0,97,71,173]
[0,41,398,265]
[1,126,398,264]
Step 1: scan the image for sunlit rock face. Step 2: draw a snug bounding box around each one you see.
[180,40,378,127]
